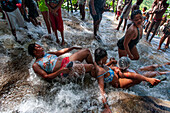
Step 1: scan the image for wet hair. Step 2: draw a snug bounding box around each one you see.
[118,57,131,70]
[94,48,107,64]
[131,9,142,20]
[28,43,36,57]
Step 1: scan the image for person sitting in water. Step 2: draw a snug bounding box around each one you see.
[28,43,96,80]
[117,10,143,60]
[93,48,161,112]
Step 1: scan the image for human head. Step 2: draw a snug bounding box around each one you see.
[28,43,44,57]
[131,10,142,20]
[94,48,107,65]
[143,7,147,11]
[118,57,131,70]
[28,43,36,57]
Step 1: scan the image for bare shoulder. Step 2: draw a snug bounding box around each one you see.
[125,25,137,38]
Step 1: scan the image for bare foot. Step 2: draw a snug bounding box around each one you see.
[165,45,169,49]
[61,41,65,46]
[157,47,161,50]
[147,78,161,86]
[56,39,60,44]
[114,28,119,31]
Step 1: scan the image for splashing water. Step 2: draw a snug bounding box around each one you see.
[0,9,169,113]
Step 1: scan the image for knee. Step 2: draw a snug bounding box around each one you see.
[133,56,139,60]
[83,48,91,54]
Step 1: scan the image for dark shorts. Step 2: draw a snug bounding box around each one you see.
[28,5,39,18]
[89,4,103,21]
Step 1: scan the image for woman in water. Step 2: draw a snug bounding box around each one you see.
[28,43,96,80]
[93,47,161,112]
[117,10,143,60]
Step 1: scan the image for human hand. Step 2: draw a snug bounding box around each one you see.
[102,105,112,113]
[128,54,134,60]
[61,68,70,74]
[110,57,117,64]
[92,9,97,15]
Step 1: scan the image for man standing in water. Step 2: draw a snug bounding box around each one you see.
[89,0,106,41]
[145,0,169,43]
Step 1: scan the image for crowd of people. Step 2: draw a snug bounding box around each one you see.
[0,0,169,112]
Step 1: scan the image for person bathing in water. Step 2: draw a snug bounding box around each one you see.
[28,43,96,80]
[117,10,143,60]
[93,48,161,112]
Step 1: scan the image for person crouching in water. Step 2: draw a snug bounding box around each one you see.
[117,10,143,60]
[28,43,96,80]
[93,47,160,113]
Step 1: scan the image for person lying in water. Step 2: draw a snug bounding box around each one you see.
[28,43,95,80]
[93,47,161,112]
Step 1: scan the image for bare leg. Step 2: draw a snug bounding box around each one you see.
[165,35,170,49]
[143,71,170,78]
[54,30,60,43]
[119,72,161,86]
[69,49,94,64]
[157,34,167,50]
[144,21,150,32]
[118,48,127,58]
[122,19,127,31]
[149,21,161,43]
[60,30,65,46]
[41,11,51,34]
[145,20,155,40]
[130,46,139,60]
[116,18,123,30]
[94,19,102,36]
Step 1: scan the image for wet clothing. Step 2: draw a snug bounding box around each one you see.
[49,8,64,32]
[1,0,18,12]
[36,53,58,73]
[97,67,115,83]
[60,57,70,69]
[117,27,140,50]
[38,0,48,12]
[89,0,106,21]
[24,0,39,18]
[5,8,26,30]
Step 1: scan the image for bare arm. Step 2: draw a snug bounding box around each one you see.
[32,63,70,80]
[48,46,82,56]
[105,58,117,66]
[90,0,97,15]
[123,26,136,59]
[45,0,53,11]
[53,0,63,11]
[97,68,111,111]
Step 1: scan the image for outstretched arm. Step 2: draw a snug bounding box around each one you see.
[96,67,111,112]
[48,46,82,56]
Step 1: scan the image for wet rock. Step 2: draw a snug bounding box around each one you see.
[108,92,170,113]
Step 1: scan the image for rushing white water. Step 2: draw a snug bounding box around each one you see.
[0,9,169,113]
